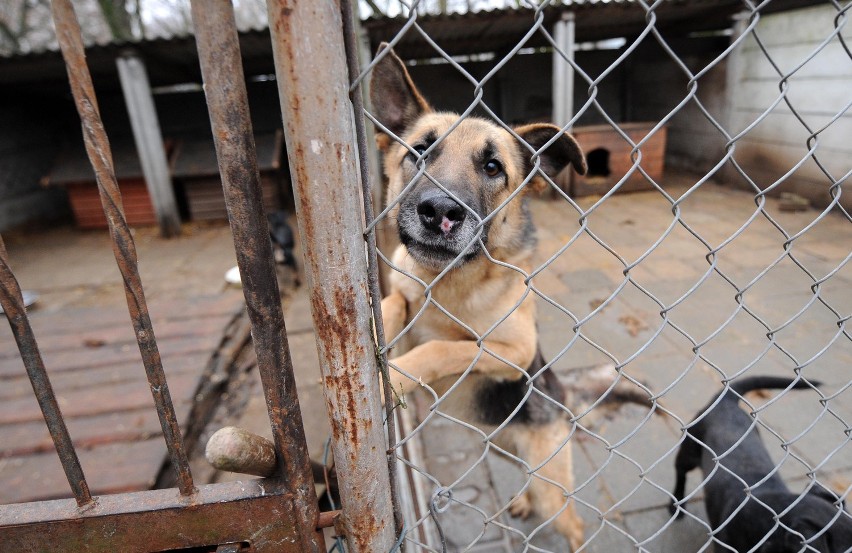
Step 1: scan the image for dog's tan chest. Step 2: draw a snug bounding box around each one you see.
[389,246,537,363]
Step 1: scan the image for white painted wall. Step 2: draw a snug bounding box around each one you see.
[725,5,852,209]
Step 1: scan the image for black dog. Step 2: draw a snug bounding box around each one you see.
[671,376,852,552]
[267,210,297,272]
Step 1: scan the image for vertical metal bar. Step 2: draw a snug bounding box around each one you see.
[50,0,195,496]
[0,236,92,506]
[188,2,325,552]
[266,1,397,551]
[340,0,405,542]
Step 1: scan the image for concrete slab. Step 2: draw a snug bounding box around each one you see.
[398,176,852,551]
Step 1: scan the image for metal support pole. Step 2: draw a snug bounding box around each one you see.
[552,11,576,128]
[189,2,325,552]
[116,52,181,238]
[266,1,397,551]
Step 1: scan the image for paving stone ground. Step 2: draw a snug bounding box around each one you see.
[400,176,852,552]
[2,175,849,552]
[0,222,259,505]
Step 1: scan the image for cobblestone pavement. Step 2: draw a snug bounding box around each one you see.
[4,174,849,552]
[402,175,851,552]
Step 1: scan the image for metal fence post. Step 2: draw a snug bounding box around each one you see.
[189,1,326,552]
[266,1,397,551]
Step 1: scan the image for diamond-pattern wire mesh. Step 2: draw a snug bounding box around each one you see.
[350,1,851,551]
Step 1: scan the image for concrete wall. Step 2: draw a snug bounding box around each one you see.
[628,36,730,174]
[723,5,852,209]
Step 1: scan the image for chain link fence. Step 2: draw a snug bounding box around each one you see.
[349,1,852,551]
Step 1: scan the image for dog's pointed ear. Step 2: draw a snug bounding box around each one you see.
[370,43,431,151]
[514,123,586,191]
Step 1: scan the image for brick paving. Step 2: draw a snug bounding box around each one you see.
[0,221,251,505]
[0,294,244,504]
[404,176,852,552]
[2,177,849,552]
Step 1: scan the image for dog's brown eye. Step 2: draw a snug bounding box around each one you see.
[413,144,428,157]
[484,159,503,177]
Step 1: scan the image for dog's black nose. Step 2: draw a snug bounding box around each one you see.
[417,194,466,236]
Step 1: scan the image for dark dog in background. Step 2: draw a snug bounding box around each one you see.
[267,210,299,287]
[671,376,852,552]
[267,210,297,272]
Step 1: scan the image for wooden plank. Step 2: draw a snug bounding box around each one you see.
[184,177,280,221]
[0,439,169,504]
[0,295,250,511]
[0,371,200,424]
[0,294,244,339]
[0,405,190,458]
[65,180,157,229]
[0,313,233,359]
[0,333,221,377]
[0,354,205,400]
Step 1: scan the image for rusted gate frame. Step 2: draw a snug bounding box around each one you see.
[0,0,346,550]
[52,0,195,498]
[188,2,325,551]
[266,1,399,551]
[340,0,406,541]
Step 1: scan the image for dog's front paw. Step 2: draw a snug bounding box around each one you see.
[508,492,533,520]
[669,500,686,519]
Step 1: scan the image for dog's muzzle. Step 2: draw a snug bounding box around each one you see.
[397,187,483,270]
[417,190,466,237]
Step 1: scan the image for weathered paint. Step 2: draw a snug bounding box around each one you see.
[266,0,397,551]
[0,481,306,552]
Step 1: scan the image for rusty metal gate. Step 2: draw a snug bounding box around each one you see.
[3,1,852,553]
[0,0,400,551]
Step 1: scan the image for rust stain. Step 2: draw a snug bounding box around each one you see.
[309,284,377,449]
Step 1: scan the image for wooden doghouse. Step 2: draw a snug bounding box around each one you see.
[45,138,160,229]
[170,131,287,221]
[558,122,667,197]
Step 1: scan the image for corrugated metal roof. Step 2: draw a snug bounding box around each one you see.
[362,0,824,59]
[0,0,823,91]
[0,28,276,92]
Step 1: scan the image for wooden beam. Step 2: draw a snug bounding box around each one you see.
[116,51,181,237]
[552,11,575,129]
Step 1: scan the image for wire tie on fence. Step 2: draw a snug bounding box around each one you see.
[431,486,453,514]
[388,521,408,553]
[428,486,452,553]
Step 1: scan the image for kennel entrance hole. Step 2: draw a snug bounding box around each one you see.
[587,148,611,177]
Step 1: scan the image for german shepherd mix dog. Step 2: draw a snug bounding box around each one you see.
[370,44,587,549]
[671,376,852,552]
